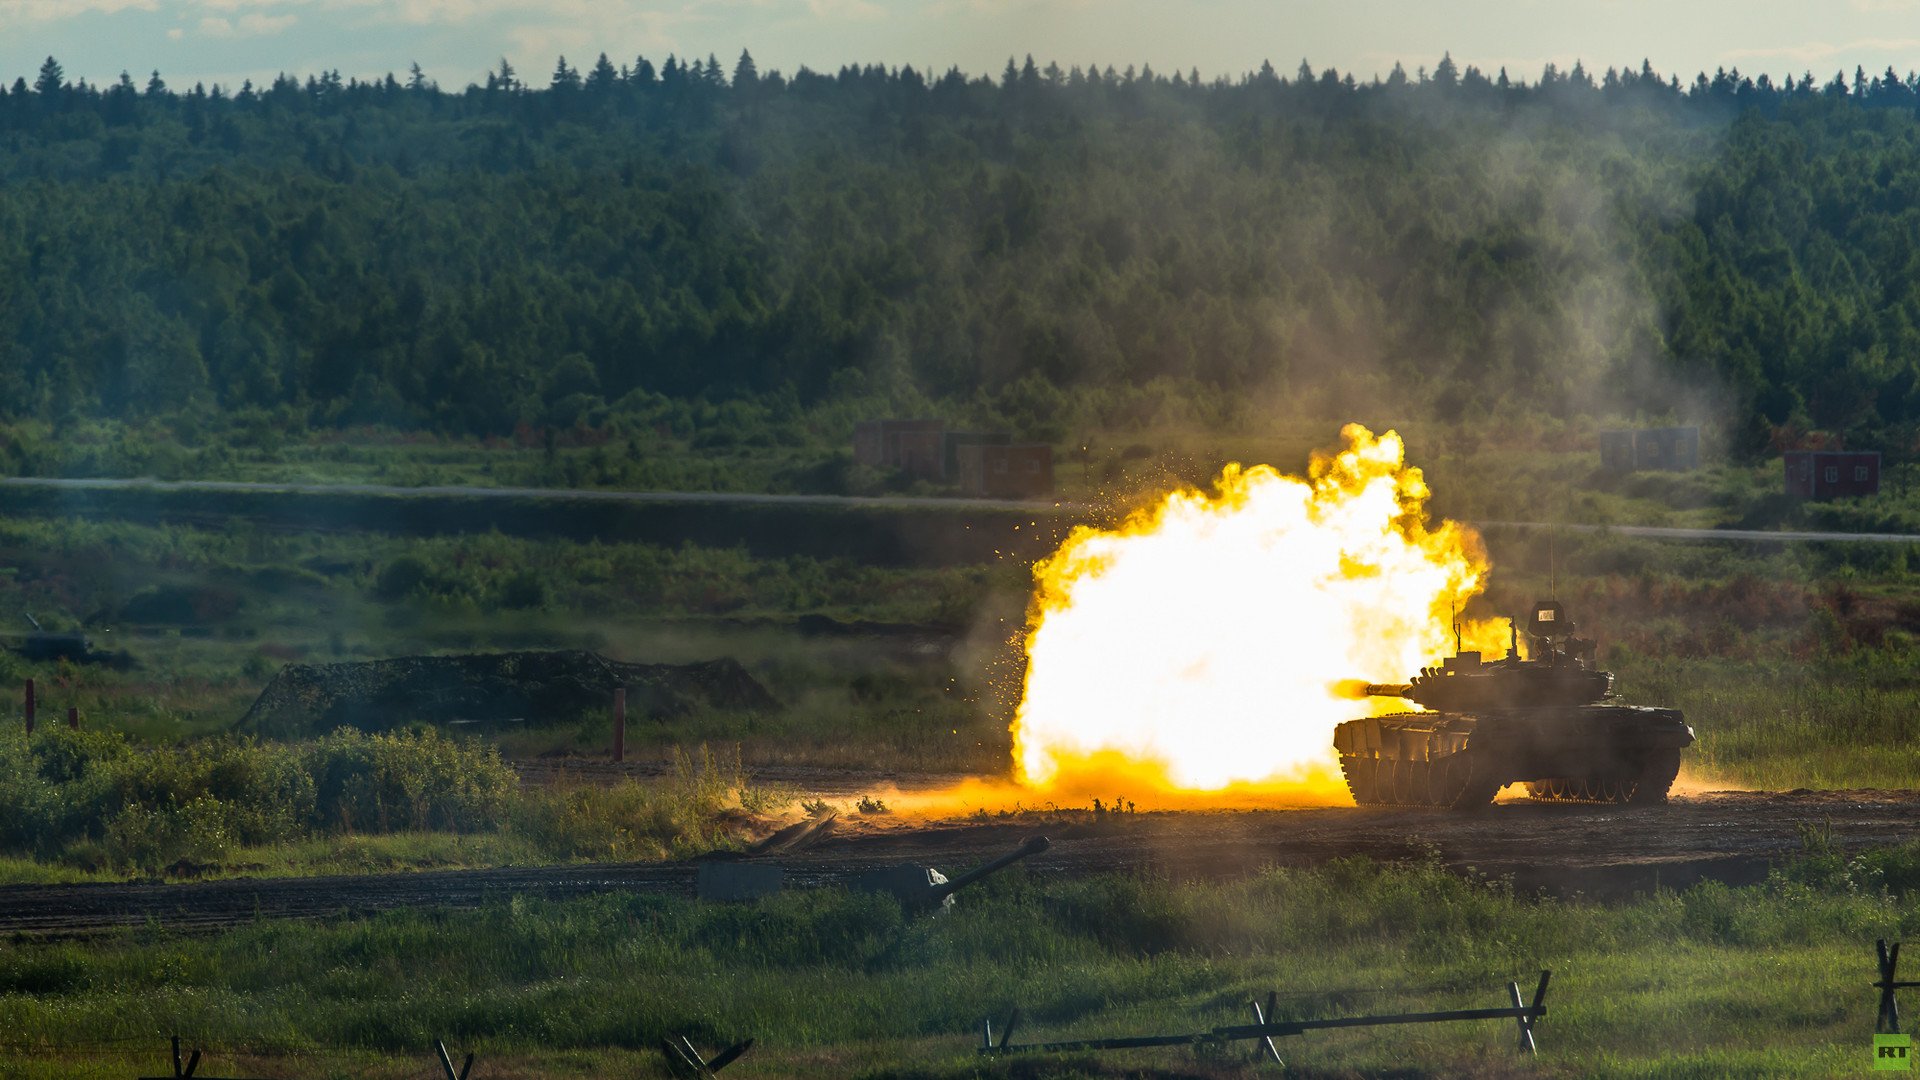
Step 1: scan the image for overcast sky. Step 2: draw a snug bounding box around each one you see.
[3,0,1919,92]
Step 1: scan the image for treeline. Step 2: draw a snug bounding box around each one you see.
[5,50,1920,453]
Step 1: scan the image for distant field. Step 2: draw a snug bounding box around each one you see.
[9,413,1920,536]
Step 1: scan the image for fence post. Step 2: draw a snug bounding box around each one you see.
[23,679,33,735]
[612,687,626,764]
[1878,939,1918,1035]
[66,706,78,731]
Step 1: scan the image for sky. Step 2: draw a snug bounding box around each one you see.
[2,0,1919,93]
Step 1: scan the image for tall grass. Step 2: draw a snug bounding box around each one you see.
[510,745,790,861]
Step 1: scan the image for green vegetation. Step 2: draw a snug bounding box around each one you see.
[0,728,781,880]
[6,54,1920,494]
[6,48,1920,1080]
[2,849,1916,1078]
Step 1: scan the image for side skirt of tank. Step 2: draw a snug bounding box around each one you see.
[1333,709,1689,809]
[1333,715,1499,809]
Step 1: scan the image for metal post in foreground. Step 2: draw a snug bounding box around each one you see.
[1878,939,1920,1034]
[133,1034,279,1080]
[23,678,33,734]
[982,970,1551,1064]
[662,1034,754,1077]
[434,1038,474,1080]
[612,687,626,763]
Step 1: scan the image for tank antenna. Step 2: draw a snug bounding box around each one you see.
[1453,604,1461,654]
[1549,532,1557,600]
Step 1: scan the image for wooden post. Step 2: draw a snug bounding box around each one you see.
[1879,940,1902,1034]
[23,679,33,735]
[1508,981,1535,1054]
[1877,939,1920,1034]
[66,706,78,731]
[433,1038,473,1080]
[1249,991,1283,1066]
[612,687,626,763]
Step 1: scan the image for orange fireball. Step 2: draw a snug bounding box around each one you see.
[1012,424,1503,802]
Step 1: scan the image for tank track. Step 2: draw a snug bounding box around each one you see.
[1522,749,1681,805]
[1341,747,1680,809]
[1339,753,1503,809]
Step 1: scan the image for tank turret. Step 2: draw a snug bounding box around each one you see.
[1332,600,1693,809]
[1364,601,1612,712]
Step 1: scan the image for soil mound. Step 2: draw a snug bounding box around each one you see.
[238,650,778,736]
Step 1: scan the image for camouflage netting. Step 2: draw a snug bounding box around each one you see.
[237,651,779,737]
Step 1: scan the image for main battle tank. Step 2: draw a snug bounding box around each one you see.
[1331,601,1693,809]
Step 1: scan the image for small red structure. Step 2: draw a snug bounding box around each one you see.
[853,420,949,480]
[957,444,1054,498]
[1784,451,1880,499]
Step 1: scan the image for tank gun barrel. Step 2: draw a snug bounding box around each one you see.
[929,836,1050,902]
[1362,683,1413,699]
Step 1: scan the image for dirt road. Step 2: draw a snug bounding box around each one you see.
[2,789,1914,936]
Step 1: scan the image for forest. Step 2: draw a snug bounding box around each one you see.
[3,50,1920,458]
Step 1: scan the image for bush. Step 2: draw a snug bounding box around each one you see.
[304,728,516,834]
[373,556,434,601]
[509,745,782,861]
[0,726,517,869]
[105,795,238,872]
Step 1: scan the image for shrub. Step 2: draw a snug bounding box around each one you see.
[304,728,516,834]
[0,726,517,868]
[373,555,434,601]
[509,745,780,861]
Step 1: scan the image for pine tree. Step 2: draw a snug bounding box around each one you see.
[35,56,64,98]
[732,49,759,91]
[587,53,619,93]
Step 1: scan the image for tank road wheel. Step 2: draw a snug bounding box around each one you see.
[1626,749,1682,805]
[1388,758,1431,805]
[1574,778,1610,802]
[1340,755,1381,805]
[1436,754,1501,810]
[1525,779,1569,800]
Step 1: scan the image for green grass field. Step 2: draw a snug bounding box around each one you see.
[5,433,1920,1077]
[1,851,1914,1078]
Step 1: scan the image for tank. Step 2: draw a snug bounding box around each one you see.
[9,613,98,663]
[1331,600,1693,809]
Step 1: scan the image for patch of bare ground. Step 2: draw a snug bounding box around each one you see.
[3,787,1915,935]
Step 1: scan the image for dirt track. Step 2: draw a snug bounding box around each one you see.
[2,788,1915,936]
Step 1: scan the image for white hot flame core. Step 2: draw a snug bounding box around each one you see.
[1013,424,1499,798]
